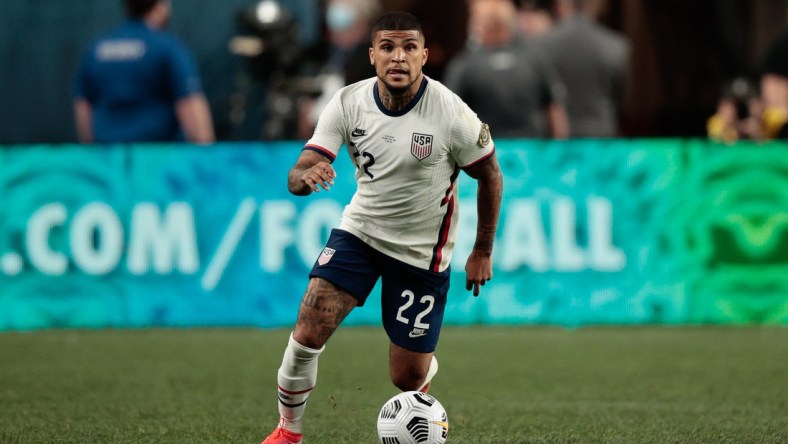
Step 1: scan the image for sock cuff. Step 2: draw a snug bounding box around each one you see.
[288,332,325,356]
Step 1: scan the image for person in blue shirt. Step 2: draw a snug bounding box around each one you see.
[73,0,214,144]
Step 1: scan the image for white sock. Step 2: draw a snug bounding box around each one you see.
[417,355,439,392]
[276,333,324,434]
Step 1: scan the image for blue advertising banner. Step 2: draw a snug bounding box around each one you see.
[0,140,786,330]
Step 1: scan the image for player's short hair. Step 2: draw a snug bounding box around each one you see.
[370,11,424,45]
[124,0,162,18]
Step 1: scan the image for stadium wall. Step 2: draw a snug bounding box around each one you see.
[0,140,786,330]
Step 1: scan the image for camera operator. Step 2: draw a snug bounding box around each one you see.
[229,0,309,139]
[707,77,764,143]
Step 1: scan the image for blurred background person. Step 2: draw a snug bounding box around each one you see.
[516,0,554,38]
[229,0,310,140]
[296,0,381,138]
[315,0,380,87]
[73,0,214,144]
[711,27,788,143]
[535,0,629,138]
[759,28,788,140]
[706,77,764,143]
[444,0,569,139]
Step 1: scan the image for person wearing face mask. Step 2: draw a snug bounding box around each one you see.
[323,0,381,84]
[73,0,214,144]
[296,0,381,138]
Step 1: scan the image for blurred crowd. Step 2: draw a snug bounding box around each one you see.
[69,0,788,144]
[225,0,632,141]
[707,29,788,143]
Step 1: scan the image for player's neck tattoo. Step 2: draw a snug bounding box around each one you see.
[379,85,418,111]
[378,76,422,111]
[379,89,416,111]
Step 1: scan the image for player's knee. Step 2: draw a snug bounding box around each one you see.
[390,367,426,392]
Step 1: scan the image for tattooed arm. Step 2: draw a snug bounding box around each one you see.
[288,150,336,196]
[462,153,503,296]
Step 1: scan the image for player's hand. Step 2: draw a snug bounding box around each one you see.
[465,250,493,297]
[302,162,336,193]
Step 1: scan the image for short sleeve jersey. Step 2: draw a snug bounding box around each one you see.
[73,20,203,143]
[305,76,495,272]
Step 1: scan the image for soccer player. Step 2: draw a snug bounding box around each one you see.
[261,11,503,444]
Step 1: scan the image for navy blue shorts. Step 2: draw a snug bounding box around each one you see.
[309,229,450,353]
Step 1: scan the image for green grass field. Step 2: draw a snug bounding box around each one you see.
[1,326,786,443]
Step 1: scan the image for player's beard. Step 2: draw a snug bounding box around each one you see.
[384,82,408,96]
[381,74,419,97]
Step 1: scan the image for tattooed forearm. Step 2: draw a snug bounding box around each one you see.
[473,236,495,254]
[465,155,503,256]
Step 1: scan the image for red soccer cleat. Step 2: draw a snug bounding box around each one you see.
[261,426,303,444]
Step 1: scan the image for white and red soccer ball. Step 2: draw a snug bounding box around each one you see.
[377,391,449,444]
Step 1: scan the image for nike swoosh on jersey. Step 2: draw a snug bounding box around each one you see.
[408,328,428,338]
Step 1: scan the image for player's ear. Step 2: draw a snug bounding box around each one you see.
[369,47,375,65]
[422,47,428,66]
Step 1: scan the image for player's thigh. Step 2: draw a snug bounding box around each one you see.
[294,277,358,348]
[309,229,381,306]
[295,229,381,348]
[380,260,450,353]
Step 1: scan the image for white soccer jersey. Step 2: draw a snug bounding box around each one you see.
[305,76,495,272]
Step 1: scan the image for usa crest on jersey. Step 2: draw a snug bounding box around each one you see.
[317,247,336,265]
[411,133,433,160]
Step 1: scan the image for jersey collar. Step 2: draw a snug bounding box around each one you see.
[373,76,428,117]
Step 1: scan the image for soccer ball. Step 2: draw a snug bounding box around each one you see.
[376,391,449,444]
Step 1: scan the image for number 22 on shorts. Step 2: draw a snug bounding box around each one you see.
[396,289,435,338]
